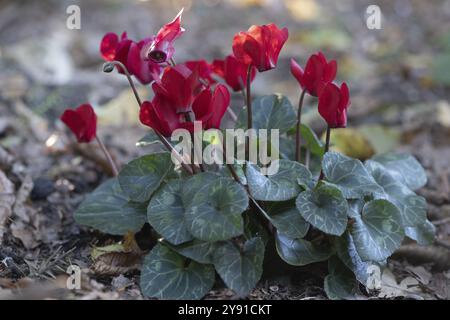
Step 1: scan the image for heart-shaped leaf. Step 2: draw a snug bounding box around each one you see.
[213,237,265,296]
[237,94,296,134]
[405,220,436,246]
[296,182,348,236]
[351,199,404,262]
[324,256,357,300]
[365,160,427,227]
[246,160,312,201]
[181,172,220,204]
[266,201,309,239]
[140,244,215,300]
[275,232,333,266]
[335,232,374,284]
[118,152,174,202]
[74,178,146,235]
[184,177,248,241]
[322,151,383,199]
[147,179,193,245]
[372,153,427,190]
[170,240,217,264]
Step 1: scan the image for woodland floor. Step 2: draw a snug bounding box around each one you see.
[0,0,449,299]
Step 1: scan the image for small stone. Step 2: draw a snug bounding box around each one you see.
[31,177,55,201]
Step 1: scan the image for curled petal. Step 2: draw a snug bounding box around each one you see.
[61,104,97,143]
[147,9,185,63]
[100,33,119,61]
[207,84,230,129]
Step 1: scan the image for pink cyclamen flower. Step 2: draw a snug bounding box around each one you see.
[146,9,185,63]
[60,104,97,143]
[318,82,350,128]
[290,52,337,97]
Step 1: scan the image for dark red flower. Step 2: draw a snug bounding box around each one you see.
[291,52,337,97]
[232,23,288,72]
[140,84,230,136]
[318,82,350,128]
[185,60,216,85]
[100,32,132,74]
[212,55,256,91]
[100,32,161,85]
[146,9,185,63]
[60,104,97,143]
[152,64,203,113]
[127,39,162,84]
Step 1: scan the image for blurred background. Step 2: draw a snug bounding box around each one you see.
[0,0,449,299]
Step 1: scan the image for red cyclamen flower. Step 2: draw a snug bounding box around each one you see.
[60,104,97,143]
[232,23,288,72]
[100,32,132,72]
[185,60,217,85]
[146,9,185,63]
[100,32,161,84]
[318,82,350,128]
[140,85,230,137]
[212,55,257,92]
[152,64,203,113]
[290,52,337,97]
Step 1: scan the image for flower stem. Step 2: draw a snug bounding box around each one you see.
[324,126,331,153]
[245,65,253,160]
[104,60,193,175]
[104,61,141,106]
[295,89,306,163]
[95,135,119,176]
[185,112,204,173]
[246,65,253,131]
[318,126,331,181]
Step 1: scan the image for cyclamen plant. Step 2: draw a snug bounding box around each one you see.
[61,10,435,300]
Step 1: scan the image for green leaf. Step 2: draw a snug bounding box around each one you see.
[371,153,427,191]
[266,201,309,239]
[296,182,348,236]
[351,199,405,262]
[335,232,374,284]
[74,178,146,235]
[170,240,217,264]
[118,153,174,202]
[213,237,265,296]
[246,160,312,201]
[237,94,296,134]
[365,160,427,227]
[147,180,193,245]
[279,126,323,161]
[300,124,324,156]
[275,232,333,266]
[181,172,220,205]
[140,244,215,300]
[322,151,383,199]
[184,177,248,241]
[405,220,436,246]
[136,130,165,147]
[278,137,296,161]
[347,199,364,219]
[324,256,357,300]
